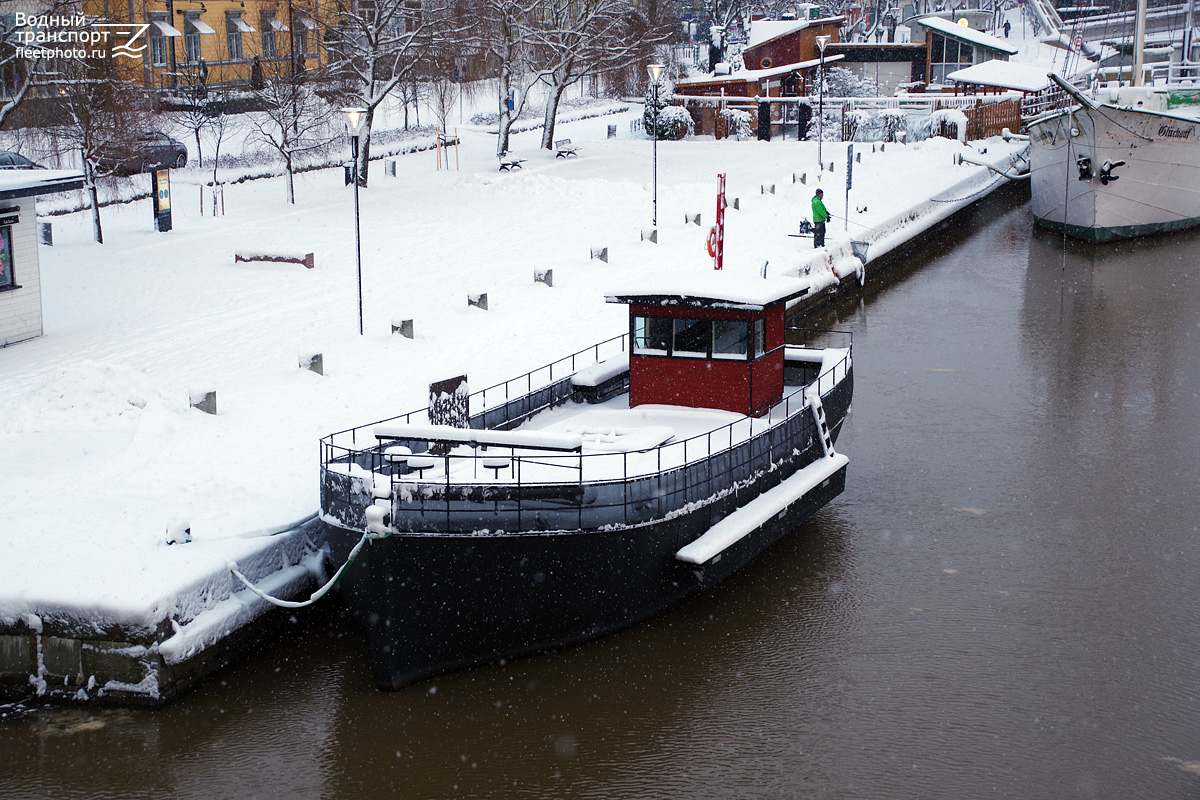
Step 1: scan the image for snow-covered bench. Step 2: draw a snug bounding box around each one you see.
[570,354,630,404]
[374,423,583,453]
[555,139,579,158]
[234,250,315,270]
[498,153,526,171]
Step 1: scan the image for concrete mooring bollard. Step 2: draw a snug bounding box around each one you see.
[641,229,657,243]
[299,352,323,375]
[794,172,806,184]
[727,197,740,210]
[761,184,775,194]
[39,222,52,246]
[856,152,861,163]
[190,389,217,415]
[468,292,488,310]
[392,317,414,338]
[685,213,701,226]
[534,269,553,287]
[590,246,608,263]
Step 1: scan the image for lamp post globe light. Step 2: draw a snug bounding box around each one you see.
[342,107,367,336]
[814,35,829,172]
[647,63,665,227]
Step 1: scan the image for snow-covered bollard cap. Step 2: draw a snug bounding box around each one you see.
[166,519,192,545]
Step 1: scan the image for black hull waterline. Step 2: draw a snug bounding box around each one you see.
[329,459,847,690]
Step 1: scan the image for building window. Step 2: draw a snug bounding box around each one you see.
[929,33,974,83]
[150,34,168,66]
[292,12,317,57]
[754,318,766,358]
[185,30,202,62]
[227,28,243,60]
[0,225,14,290]
[226,13,253,61]
[261,13,276,57]
[183,15,215,64]
[293,26,308,58]
[148,15,179,67]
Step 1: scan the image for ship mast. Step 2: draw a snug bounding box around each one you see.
[1132,0,1148,86]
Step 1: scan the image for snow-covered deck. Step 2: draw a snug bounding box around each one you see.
[328,346,851,490]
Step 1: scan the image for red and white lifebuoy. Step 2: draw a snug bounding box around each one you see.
[706,226,719,257]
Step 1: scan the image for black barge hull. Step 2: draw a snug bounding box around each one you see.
[320,341,852,690]
[328,462,847,690]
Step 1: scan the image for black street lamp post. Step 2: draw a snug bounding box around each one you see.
[343,107,366,335]
[647,63,665,227]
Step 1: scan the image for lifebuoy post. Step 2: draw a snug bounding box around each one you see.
[713,173,726,270]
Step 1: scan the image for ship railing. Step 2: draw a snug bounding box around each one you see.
[322,333,630,453]
[1149,61,1200,84]
[319,333,851,533]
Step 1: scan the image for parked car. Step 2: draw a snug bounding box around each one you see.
[96,132,188,175]
[0,151,46,169]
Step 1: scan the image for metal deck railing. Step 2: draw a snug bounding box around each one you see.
[320,330,852,534]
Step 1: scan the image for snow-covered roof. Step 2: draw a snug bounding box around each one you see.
[747,20,809,49]
[674,53,845,87]
[0,169,86,200]
[745,16,845,50]
[946,59,1061,92]
[912,15,1019,55]
[606,273,811,310]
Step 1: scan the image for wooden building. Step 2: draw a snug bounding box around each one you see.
[910,16,1019,88]
[80,0,333,93]
[0,170,86,347]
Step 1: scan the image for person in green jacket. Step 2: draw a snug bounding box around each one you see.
[811,188,831,248]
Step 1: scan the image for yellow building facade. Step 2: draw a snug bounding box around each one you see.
[83,0,331,92]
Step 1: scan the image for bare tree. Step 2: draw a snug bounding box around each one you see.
[55,57,153,243]
[0,2,79,129]
[199,91,244,216]
[325,0,449,185]
[247,64,338,203]
[428,75,458,133]
[474,0,544,156]
[171,65,218,170]
[534,0,670,150]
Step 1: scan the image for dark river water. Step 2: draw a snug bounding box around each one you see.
[4,186,1200,799]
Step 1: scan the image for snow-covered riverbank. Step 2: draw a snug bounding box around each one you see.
[0,106,1028,701]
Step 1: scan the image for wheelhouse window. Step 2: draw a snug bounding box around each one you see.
[633,315,758,360]
[0,225,14,290]
[633,316,672,356]
[673,318,708,358]
[712,319,748,360]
